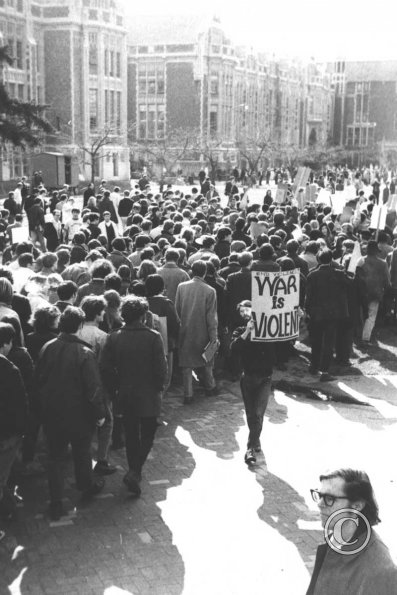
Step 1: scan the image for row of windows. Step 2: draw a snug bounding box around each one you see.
[138,104,165,140]
[89,47,122,77]
[346,126,375,147]
[0,0,23,11]
[89,88,122,132]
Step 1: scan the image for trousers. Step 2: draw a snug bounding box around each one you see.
[362,301,379,341]
[0,435,21,502]
[240,373,272,449]
[310,319,337,372]
[44,425,94,504]
[182,364,215,398]
[123,413,158,474]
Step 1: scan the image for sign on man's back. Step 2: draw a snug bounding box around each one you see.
[251,269,300,342]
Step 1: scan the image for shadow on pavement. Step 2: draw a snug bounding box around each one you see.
[1,404,196,595]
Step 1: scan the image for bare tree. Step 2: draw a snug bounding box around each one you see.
[236,130,274,178]
[78,126,118,183]
[199,134,224,183]
[134,127,197,178]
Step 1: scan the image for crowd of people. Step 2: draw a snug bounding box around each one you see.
[0,164,397,591]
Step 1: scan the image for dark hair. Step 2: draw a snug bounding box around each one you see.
[56,249,70,267]
[317,248,333,264]
[58,306,85,333]
[42,253,58,269]
[145,274,164,297]
[138,260,157,281]
[216,226,232,241]
[286,239,299,255]
[18,253,34,268]
[32,305,61,333]
[0,267,14,284]
[0,322,16,348]
[192,260,207,278]
[90,259,114,279]
[80,295,106,321]
[319,468,380,526]
[135,234,151,249]
[238,251,253,267]
[165,248,180,262]
[306,240,319,255]
[57,280,78,301]
[121,295,148,323]
[117,265,131,281]
[112,238,126,252]
[259,243,274,261]
[104,273,122,292]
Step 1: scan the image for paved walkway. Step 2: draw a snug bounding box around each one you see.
[1,375,397,595]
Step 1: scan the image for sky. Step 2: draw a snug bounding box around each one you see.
[124,0,397,62]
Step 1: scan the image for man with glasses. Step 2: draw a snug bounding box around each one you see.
[307,468,397,594]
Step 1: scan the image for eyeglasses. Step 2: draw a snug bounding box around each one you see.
[310,489,348,507]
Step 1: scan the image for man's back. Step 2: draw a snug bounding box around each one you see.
[158,262,189,304]
[359,255,390,301]
[100,323,166,417]
[306,265,348,321]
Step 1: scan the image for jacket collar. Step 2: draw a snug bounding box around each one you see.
[58,332,92,349]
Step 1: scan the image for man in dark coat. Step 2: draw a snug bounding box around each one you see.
[0,323,28,527]
[27,197,46,251]
[305,249,349,381]
[36,307,106,520]
[225,251,253,330]
[99,296,167,497]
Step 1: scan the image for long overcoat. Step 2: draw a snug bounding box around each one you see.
[175,277,218,368]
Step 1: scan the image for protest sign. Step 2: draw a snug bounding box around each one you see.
[344,185,357,200]
[251,269,300,343]
[296,189,306,210]
[307,184,318,203]
[293,167,311,195]
[275,184,287,204]
[247,188,265,206]
[347,241,362,275]
[316,188,332,205]
[340,206,354,224]
[332,191,345,215]
[386,194,397,212]
[11,226,29,244]
[370,205,387,230]
[291,226,303,241]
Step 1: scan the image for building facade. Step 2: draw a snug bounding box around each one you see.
[127,15,333,175]
[0,0,130,188]
[330,60,397,163]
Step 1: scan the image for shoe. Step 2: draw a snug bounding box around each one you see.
[205,386,219,397]
[320,373,336,382]
[48,501,67,521]
[93,461,117,476]
[183,396,194,405]
[309,366,319,375]
[82,478,105,499]
[244,449,256,465]
[123,471,141,496]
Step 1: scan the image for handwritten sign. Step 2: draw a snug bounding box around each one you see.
[251,269,300,342]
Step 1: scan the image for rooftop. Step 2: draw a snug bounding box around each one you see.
[127,13,221,46]
[345,60,397,81]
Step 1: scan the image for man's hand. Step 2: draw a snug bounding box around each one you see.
[96,418,105,428]
[242,319,254,340]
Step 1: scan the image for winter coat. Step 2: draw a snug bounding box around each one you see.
[0,354,28,439]
[99,322,167,417]
[357,255,391,302]
[36,333,105,431]
[305,265,349,321]
[175,277,218,368]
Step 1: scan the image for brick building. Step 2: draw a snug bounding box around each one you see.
[330,60,397,163]
[127,15,333,175]
[0,0,130,188]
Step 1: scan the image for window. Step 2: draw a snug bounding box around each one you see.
[104,89,109,123]
[109,51,114,77]
[89,88,98,130]
[157,77,164,94]
[347,127,353,146]
[116,52,121,78]
[17,84,24,99]
[89,9,97,19]
[89,45,98,75]
[210,110,217,135]
[17,0,23,12]
[9,83,16,97]
[354,127,360,146]
[112,153,118,177]
[139,105,147,139]
[104,50,109,76]
[110,90,115,125]
[148,106,155,139]
[116,91,121,130]
[16,41,23,69]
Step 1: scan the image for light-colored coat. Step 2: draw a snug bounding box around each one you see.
[175,277,218,368]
